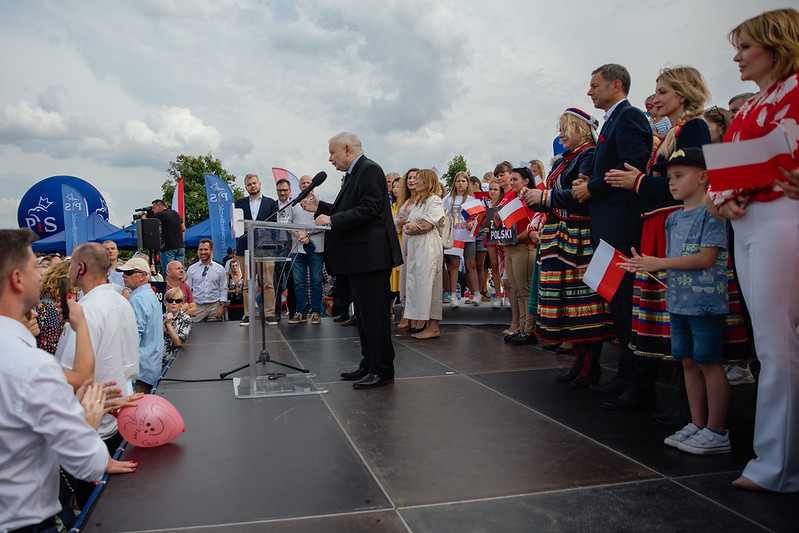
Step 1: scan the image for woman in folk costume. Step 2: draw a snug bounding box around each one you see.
[521,108,614,386]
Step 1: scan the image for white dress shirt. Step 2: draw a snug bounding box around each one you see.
[186,260,227,304]
[55,283,139,438]
[0,316,108,531]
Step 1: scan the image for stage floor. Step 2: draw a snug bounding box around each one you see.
[85,306,798,532]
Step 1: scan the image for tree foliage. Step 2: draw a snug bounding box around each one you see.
[160,153,244,228]
[441,154,470,191]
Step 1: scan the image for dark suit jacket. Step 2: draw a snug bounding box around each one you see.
[235,195,278,255]
[316,155,402,275]
[587,100,652,244]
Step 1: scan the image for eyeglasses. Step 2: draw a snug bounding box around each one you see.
[165,298,184,304]
[276,188,291,193]
[122,270,145,276]
[202,265,209,277]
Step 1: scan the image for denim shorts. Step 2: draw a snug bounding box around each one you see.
[669,313,725,364]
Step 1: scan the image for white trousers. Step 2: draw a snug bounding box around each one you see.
[734,196,799,492]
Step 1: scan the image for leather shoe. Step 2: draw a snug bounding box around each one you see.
[603,389,656,411]
[340,368,368,381]
[333,313,350,323]
[570,374,600,389]
[589,379,627,396]
[341,316,357,326]
[352,373,394,389]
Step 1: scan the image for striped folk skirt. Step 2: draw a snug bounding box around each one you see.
[535,215,614,344]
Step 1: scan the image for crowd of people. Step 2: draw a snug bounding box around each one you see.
[2,8,798,531]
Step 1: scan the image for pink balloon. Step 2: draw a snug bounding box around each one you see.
[118,395,186,447]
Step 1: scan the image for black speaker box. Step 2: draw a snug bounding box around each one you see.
[136,218,161,250]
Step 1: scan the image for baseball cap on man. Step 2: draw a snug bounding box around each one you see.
[116,256,150,273]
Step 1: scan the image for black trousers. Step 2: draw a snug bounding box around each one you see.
[350,269,395,378]
[607,240,659,392]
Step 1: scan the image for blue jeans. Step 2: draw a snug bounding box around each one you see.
[669,313,725,364]
[292,252,324,315]
[160,248,185,274]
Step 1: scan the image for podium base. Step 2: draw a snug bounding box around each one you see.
[233,374,328,398]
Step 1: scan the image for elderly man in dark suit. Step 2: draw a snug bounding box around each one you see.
[303,132,402,389]
[572,63,657,410]
[235,173,278,325]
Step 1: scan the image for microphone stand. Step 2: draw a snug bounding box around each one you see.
[220,201,310,379]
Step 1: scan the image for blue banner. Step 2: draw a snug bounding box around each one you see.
[61,184,89,255]
[203,173,234,263]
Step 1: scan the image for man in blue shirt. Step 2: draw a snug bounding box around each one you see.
[118,256,164,393]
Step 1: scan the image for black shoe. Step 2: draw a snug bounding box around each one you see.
[266,316,279,325]
[655,403,692,428]
[333,313,350,323]
[352,373,394,389]
[340,368,369,381]
[239,316,250,326]
[589,379,628,396]
[570,374,601,389]
[542,342,562,352]
[555,366,582,383]
[504,331,520,343]
[408,326,426,334]
[603,389,656,411]
[511,333,537,346]
[555,346,574,355]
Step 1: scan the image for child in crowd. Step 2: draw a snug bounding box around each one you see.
[443,171,480,307]
[620,148,731,454]
[163,287,192,368]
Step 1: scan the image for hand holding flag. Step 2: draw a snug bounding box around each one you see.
[777,165,799,200]
[497,197,528,230]
[617,247,667,281]
[583,240,630,301]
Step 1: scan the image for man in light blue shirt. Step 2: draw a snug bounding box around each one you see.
[118,256,164,393]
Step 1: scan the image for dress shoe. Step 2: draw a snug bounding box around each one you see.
[542,342,562,352]
[570,373,601,389]
[603,389,656,411]
[503,331,520,343]
[341,316,357,326]
[589,379,628,396]
[510,333,537,346]
[333,313,350,323]
[340,368,368,381]
[352,373,394,389]
[555,346,574,355]
[654,402,692,428]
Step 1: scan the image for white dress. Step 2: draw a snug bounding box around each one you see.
[404,195,445,321]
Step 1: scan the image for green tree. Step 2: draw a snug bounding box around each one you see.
[441,154,470,191]
[160,153,244,228]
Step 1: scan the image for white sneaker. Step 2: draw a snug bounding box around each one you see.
[677,427,731,455]
[724,364,755,385]
[492,298,501,309]
[503,296,510,308]
[664,423,701,448]
[450,298,459,309]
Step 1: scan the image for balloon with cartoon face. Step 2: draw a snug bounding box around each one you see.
[118,395,185,447]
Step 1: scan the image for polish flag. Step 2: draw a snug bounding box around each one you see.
[448,240,465,258]
[703,125,794,191]
[271,168,301,199]
[171,177,184,235]
[460,196,486,220]
[497,197,528,230]
[583,239,629,302]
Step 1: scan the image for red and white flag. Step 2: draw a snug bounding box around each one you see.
[460,196,486,220]
[703,125,794,191]
[448,240,465,258]
[171,177,184,236]
[271,167,301,199]
[497,197,528,230]
[583,239,629,302]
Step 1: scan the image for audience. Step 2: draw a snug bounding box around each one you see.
[186,239,228,322]
[163,287,192,367]
[165,260,197,318]
[226,258,245,321]
[35,259,70,355]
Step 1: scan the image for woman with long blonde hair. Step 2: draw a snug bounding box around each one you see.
[394,168,419,329]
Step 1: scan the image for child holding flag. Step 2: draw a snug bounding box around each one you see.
[443,172,481,307]
[620,148,731,455]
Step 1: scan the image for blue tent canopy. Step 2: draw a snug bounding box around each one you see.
[32,214,122,253]
[185,218,212,247]
[95,223,138,248]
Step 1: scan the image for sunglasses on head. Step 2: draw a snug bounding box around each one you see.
[202,265,209,276]
[122,270,145,276]
[165,298,184,304]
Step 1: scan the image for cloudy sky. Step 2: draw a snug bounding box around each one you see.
[1,0,787,229]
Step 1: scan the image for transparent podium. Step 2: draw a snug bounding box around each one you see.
[232,220,330,399]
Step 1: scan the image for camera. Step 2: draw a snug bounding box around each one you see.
[132,206,152,222]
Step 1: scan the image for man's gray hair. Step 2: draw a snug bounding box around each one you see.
[330,132,363,153]
[728,92,755,105]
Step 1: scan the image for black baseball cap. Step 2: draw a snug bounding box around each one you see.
[650,147,707,174]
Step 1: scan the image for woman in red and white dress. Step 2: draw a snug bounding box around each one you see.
[707,8,799,493]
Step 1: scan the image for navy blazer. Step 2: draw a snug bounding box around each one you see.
[235,194,278,255]
[316,156,402,276]
[587,100,652,244]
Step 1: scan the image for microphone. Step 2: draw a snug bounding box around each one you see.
[279,171,327,212]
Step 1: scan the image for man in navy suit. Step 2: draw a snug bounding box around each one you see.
[235,173,278,325]
[303,132,402,389]
[572,64,658,410]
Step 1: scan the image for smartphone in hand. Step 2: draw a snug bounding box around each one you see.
[58,275,70,320]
